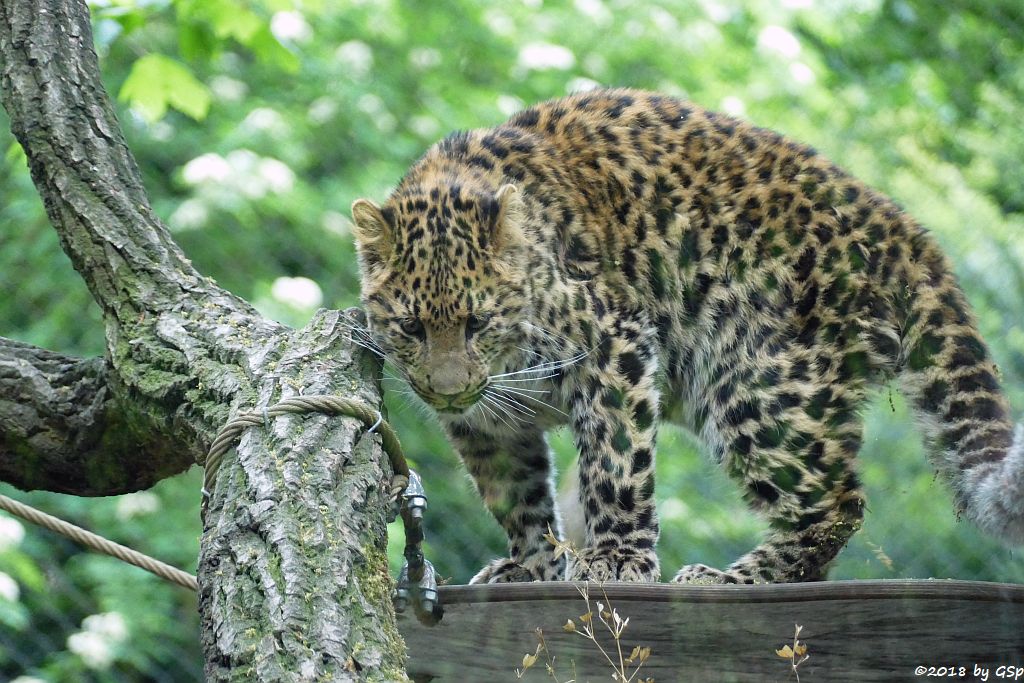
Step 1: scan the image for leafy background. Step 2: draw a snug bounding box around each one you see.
[1,0,1023,679]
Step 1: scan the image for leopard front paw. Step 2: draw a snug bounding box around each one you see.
[671,563,743,585]
[568,546,659,582]
[471,557,561,585]
[469,558,537,584]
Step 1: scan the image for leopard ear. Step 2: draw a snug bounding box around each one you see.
[350,198,394,277]
[491,183,526,252]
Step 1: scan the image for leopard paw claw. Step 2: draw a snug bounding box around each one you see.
[470,558,539,584]
[568,547,659,582]
[671,563,743,585]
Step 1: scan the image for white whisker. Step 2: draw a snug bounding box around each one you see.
[477,400,503,428]
[347,338,385,357]
[487,352,588,379]
[489,384,550,394]
[522,321,582,351]
[480,395,518,431]
[484,389,536,417]
[491,384,568,417]
[486,373,561,383]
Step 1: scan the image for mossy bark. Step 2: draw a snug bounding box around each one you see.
[0,0,408,678]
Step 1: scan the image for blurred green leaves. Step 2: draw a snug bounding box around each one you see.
[174,0,299,70]
[119,54,211,121]
[103,0,298,121]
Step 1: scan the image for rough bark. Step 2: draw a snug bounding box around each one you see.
[0,336,193,494]
[0,0,408,679]
[200,310,407,681]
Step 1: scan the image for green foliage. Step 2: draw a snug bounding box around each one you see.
[119,54,212,122]
[1,0,1023,679]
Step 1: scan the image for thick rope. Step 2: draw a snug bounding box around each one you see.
[201,394,409,509]
[2,394,407,593]
[0,493,198,591]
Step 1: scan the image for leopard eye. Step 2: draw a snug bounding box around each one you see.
[466,313,490,334]
[399,318,425,338]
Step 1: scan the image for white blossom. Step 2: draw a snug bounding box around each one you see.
[409,47,442,69]
[567,77,601,94]
[149,121,174,142]
[271,277,323,310]
[256,158,296,194]
[182,153,232,185]
[182,150,294,199]
[0,515,25,551]
[409,114,440,138]
[720,95,746,116]
[84,612,128,641]
[210,75,248,102]
[497,95,525,117]
[518,43,576,71]
[308,97,338,124]
[757,25,801,59]
[68,612,128,668]
[789,61,816,85]
[649,6,679,32]
[357,94,396,132]
[271,11,312,44]
[698,0,731,24]
[169,198,208,232]
[321,211,350,237]
[574,0,611,25]
[484,10,514,36]
[660,497,689,521]
[115,491,160,519]
[0,572,19,602]
[335,40,373,78]
[241,107,287,135]
[68,631,114,670]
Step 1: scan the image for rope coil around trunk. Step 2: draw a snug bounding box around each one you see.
[1,394,407,592]
[201,394,409,510]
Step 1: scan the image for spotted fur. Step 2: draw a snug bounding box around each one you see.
[350,89,1024,584]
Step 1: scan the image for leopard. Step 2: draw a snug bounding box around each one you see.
[348,88,1024,585]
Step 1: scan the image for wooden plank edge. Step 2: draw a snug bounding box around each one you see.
[431,578,1024,606]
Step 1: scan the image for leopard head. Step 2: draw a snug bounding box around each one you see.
[350,180,530,414]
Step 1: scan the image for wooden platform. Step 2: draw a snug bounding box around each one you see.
[398,580,1024,681]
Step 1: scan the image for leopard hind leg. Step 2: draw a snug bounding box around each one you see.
[673,349,869,584]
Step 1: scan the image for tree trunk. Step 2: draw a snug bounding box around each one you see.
[0,0,408,679]
[198,309,407,681]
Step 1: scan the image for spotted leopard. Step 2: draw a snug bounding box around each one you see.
[349,88,1024,584]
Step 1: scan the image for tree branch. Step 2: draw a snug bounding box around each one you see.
[0,0,285,469]
[0,336,196,494]
[1,0,215,318]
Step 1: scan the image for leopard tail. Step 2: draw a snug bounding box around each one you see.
[896,240,1024,544]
